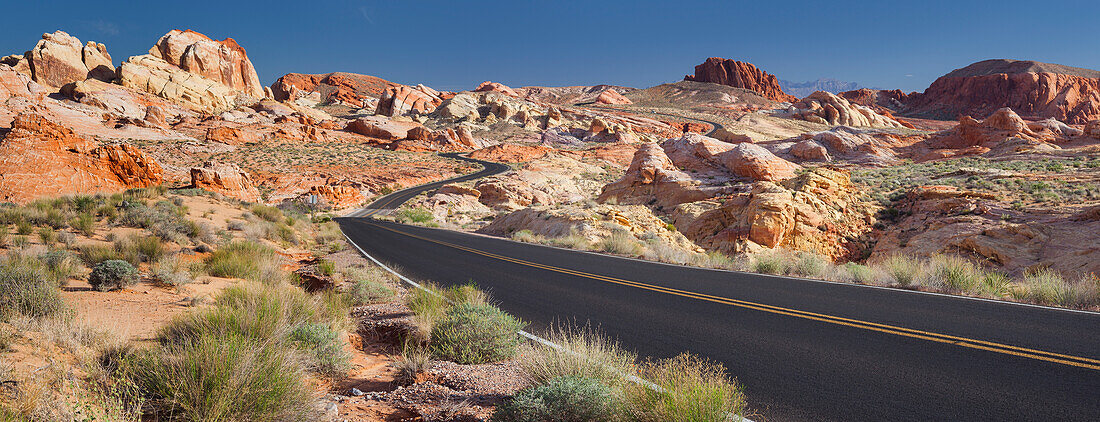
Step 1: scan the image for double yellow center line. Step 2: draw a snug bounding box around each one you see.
[370,222,1100,371]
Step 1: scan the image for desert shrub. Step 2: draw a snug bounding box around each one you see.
[842,262,875,284]
[643,241,695,265]
[394,207,434,224]
[790,252,828,277]
[79,243,128,266]
[927,255,983,292]
[751,251,784,275]
[317,259,336,276]
[36,227,57,245]
[71,213,96,237]
[128,234,167,263]
[89,260,139,292]
[517,324,636,388]
[151,255,195,286]
[595,231,644,256]
[492,376,615,422]
[40,249,79,286]
[289,322,351,378]
[250,204,284,222]
[430,303,524,364]
[15,220,32,236]
[204,241,279,283]
[11,236,28,249]
[116,333,312,422]
[623,353,745,422]
[443,283,488,306]
[346,279,396,306]
[0,225,7,247]
[547,232,590,250]
[0,255,66,320]
[980,272,1012,297]
[407,286,449,342]
[878,254,922,287]
[394,347,431,386]
[512,229,541,243]
[226,219,247,231]
[119,201,196,243]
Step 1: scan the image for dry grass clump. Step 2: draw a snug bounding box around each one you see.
[595,230,645,256]
[0,254,68,321]
[511,230,543,243]
[1012,269,1100,308]
[517,324,636,389]
[878,254,922,287]
[621,353,746,422]
[204,240,285,285]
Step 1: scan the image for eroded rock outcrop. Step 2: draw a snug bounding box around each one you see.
[0,113,163,203]
[674,168,877,260]
[118,29,262,112]
[270,72,395,108]
[785,91,907,128]
[149,30,264,99]
[375,85,444,117]
[595,89,632,105]
[190,161,261,202]
[17,31,115,88]
[684,57,796,102]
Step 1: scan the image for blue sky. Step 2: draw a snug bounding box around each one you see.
[2,0,1097,92]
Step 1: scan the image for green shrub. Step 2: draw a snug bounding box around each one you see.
[927,255,983,292]
[346,279,396,306]
[430,303,523,364]
[790,252,828,277]
[71,213,96,237]
[317,259,336,276]
[751,252,784,275]
[0,255,67,320]
[289,322,351,378]
[204,241,279,283]
[89,260,139,292]
[595,231,644,256]
[37,226,57,245]
[79,243,128,266]
[251,205,284,222]
[394,207,434,224]
[624,353,746,422]
[15,220,32,236]
[117,333,312,421]
[879,255,922,287]
[843,262,875,284]
[492,376,615,422]
[518,324,636,389]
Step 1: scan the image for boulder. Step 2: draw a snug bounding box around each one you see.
[787,91,907,128]
[719,143,801,181]
[345,116,423,141]
[790,140,830,161]
[303,184,364,209]
[205,126,260,145]
[597,142,713,207]
[0,113,163,203]
[190,161,261,202]
[375,85,443,116]
[594,89,632,105]
[473,81,518,97]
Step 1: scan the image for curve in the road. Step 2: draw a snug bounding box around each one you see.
[345,152,510,218]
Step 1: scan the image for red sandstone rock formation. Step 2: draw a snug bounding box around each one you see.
[0,113,163,203]
[594,89,632,105]
[375,85,443,116]
[904,59,1100,124]
[190,161,261,202]
[683,57,796,102]
[473,81,518,97]
[270,72,396,107]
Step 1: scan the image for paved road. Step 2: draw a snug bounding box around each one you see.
[345,152,510,218]
[339,156,1100,421]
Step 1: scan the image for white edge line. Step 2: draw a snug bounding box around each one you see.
[340,230,754,422]
[380,222,1100,317]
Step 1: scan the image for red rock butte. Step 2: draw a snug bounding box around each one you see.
[684,57,797,102]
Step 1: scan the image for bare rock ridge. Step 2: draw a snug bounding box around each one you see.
[902,59,1100,124]
[3,31,115,88]
[270,72,398,108]
[684,57,797,102]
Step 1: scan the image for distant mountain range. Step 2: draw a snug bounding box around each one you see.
[779,78,865,98]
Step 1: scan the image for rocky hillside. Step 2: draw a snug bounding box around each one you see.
[903,59,1100,123]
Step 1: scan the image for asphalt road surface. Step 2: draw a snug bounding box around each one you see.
[339,155,1100,421]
